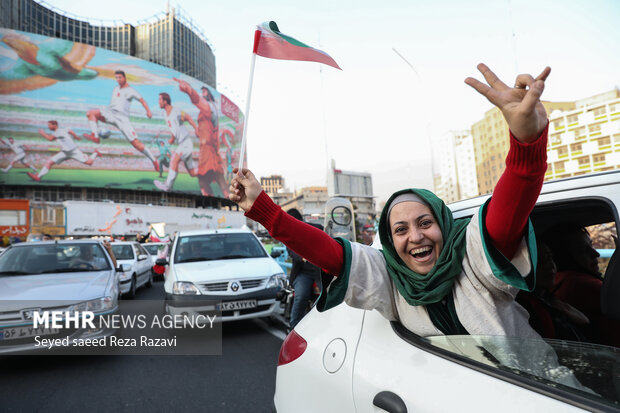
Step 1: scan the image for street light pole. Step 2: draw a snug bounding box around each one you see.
[392,47,436,192]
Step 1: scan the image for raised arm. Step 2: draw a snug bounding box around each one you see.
[229,168,343,276]
[38,128,55,141]
[465,64,551,258]
[139,98,152,119]
[173,78,213,114]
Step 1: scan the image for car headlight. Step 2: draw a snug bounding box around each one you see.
[69,296,116,314]
[266,273,286,289]
[173,281,201,295]
[119,271,131,281]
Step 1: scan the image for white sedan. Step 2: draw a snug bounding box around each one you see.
[0,240,119,354]
[111,241,153,298]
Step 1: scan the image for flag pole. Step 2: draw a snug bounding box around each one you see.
[237,30,260,173]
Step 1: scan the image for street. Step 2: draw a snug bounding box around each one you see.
[0,279,285,413]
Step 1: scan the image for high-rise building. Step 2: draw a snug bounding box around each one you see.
[546,89,620,180]
[471,101,575,195]
[436,130,478,203]
[0,0,216,87]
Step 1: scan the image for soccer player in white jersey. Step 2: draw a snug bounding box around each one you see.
[27,120,100,182]
[0,137,37,173]
[83,70,159,171]
[153,92,199,192]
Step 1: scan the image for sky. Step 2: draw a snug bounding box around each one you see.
[47,0,620,205]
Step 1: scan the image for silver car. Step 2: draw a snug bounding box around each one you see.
[0,240,119,354]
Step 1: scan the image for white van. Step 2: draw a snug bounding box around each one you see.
[161,228,286,322]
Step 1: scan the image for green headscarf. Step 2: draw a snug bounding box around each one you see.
[379,188,470,307]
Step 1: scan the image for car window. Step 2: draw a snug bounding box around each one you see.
[173,233,267,263]
[393,325,620,409]
[401,196,620,410]
[112,244,135,260]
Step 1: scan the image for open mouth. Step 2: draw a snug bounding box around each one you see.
[410,246,433,260]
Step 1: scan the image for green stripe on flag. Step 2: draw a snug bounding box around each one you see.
[268,21,311,48]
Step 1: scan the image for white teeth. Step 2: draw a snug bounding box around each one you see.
[411,246,432,255]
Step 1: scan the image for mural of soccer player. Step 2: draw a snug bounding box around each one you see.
[173,78,228,197]
[27,120,100,182]
[154,137,171,178]
[153,92,199,192]
[83,70,159,171]
[0,137,37,173]
[220,128,234,182]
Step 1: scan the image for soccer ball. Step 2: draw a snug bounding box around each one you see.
[98,128,112,139]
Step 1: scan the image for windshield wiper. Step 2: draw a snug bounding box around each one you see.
[0,271,31,276]
[179,257,212,263]
[211,254,254,260]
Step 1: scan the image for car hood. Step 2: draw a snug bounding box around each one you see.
[0,271,113,304]
[172,257,282,283]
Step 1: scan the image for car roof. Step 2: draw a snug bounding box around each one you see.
[15,239,104,247]
[111,241,137,245]
[176,228,252,237]
[448,170,620,215]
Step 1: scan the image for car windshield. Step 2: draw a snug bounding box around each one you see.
[112,244,135,260]
[173,233,267,263]
[0,243,111,275]
[143,244,161,255]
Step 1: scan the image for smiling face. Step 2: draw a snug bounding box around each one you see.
[389,201,443,275]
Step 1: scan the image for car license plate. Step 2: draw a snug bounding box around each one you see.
[217,300,257,311]
[0,326,60,340]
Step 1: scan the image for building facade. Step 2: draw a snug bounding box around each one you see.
[0,0,216,87]
[279,186,329,226]
[546,89,620,180]
[471,101,575,195]
[436,130,478,204]
[327,160,376,233]
[261,175,285,196]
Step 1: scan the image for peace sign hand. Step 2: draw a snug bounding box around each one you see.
[465,64,551,143]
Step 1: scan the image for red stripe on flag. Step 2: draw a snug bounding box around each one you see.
[254,33,341,70]
[253,30,261,54]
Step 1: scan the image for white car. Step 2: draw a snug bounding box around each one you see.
[0,240,119,354]
[162,228,286,322]
[273,171,620,412]
[111,241,154,298]
[142,241,170,279]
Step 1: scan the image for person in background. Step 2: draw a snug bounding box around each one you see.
[544,224,620,347]
[516,241,590,341]
[285,209,323,329]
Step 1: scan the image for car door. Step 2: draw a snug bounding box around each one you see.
[351,310,620,412]
[132,243,148,284]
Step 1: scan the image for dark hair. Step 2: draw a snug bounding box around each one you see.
[202,86,214,102]
[159,92,171,105]
[48,120,58,126]
[114,70,126,77]
[286,209,303,221]
[542,224,592,272]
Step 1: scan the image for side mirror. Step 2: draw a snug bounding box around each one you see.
[117,263,131,273]
[155,258,169,266]
[270,250,282,258]
[138,254,148,261]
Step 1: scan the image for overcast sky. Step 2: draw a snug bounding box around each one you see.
[48,0,620,204]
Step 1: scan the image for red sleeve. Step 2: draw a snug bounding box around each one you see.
[246,191,344,276]
[486,124,549,259]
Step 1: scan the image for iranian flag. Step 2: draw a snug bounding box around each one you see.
[253,21,341,70]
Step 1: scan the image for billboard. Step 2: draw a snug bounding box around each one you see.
[0,28,245,198]
[65,201,246,236]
